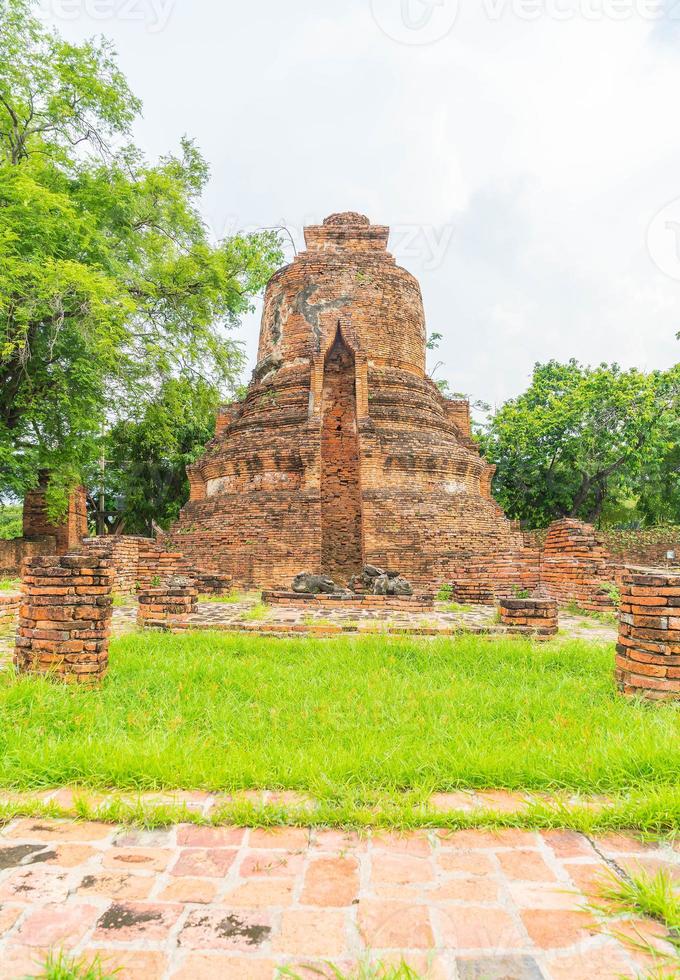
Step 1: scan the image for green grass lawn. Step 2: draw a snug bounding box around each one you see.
[0,632,678,805]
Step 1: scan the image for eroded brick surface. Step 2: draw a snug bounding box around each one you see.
[13,555,114,684]
[616,568,680,701]
[0,816,677,978]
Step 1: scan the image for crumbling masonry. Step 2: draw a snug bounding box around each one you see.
[166,212,526,591]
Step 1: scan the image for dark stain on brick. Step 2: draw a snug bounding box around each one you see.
[0,845,49,870]
[25,848,57,865]
[97,903,163,931]
[294,279,352,350]
[215,913,271,946]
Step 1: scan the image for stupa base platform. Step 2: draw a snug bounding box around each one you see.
[262,590,435,612]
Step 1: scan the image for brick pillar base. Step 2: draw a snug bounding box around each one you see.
[616,569,680,701]
[499,597,558,639]
[137,577,198,631]
[14,555,114,685]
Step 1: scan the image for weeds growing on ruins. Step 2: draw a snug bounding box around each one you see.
[1,632,679,804]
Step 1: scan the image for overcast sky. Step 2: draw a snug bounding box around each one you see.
[41,0,680,409]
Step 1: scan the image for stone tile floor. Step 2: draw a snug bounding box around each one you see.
[106,597,617,643]
[0,815,677,979]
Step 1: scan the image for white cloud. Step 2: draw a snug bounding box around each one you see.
[39,0,680,402]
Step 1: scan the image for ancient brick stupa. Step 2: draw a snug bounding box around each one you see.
[167,212,525,589]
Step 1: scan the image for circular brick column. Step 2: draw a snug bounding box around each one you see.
[137,576,198,631]
[498,597,558,639]
[616,568,680,701]
[14,555,114,685]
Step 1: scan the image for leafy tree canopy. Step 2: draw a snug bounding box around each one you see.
[0,0,283,517]
[478,359,680,528]
[87,377,221,535]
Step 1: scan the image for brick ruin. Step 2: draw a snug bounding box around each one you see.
[137,577,198,631]
[262,590,435,613]
[616,568,680,701]
[21,478,88,554]
[80,536,231,596]
[498,597,559,640]
[14,555,114,685]
[4,213,675,609]
[158,211,680,601]
[165,212,524,592]
[0,478,88,577]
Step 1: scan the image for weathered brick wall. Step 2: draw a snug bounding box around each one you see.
[22,481,88,554]
[320,333,363,580]
[14,555,113,685]
[616,568,680,701]
[540,519,618,611]
[499,597,558,638]
[448,549,541,604]
[600,527,680,569]
[81,537,230,595]
[0,536,55,577]
[0,480,86,577]
[137,546,190,591]
[81,536,152,594]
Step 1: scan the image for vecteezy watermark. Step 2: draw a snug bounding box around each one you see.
[370,0,680,36]
[43,0,175,33]
[390,223,455,270]
[370,0,460,45]
[214,216,456,272]
[481,0,678,22]
[647,197,680,281]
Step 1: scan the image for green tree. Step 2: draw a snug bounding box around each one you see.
[0,0,282,515]
[91,378,222,535]
[478,360,680,527]
[0,503,22,539]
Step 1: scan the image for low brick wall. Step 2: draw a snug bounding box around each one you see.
[452,550,540,605]
[452,579,496,604]
[498,597,558,638]
[137,548,190,593]
[192,571,233,595]
[14,555,114,685]
[602,527,680,570]
[262,591,435,612]
[0,536,56,578]
[540,520,617,612]
[616,568,680,701]
[137,578,198,631]
[0,592,21,629]
[81,536,152,594]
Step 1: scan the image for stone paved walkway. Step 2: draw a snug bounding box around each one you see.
[106,597,616,643]
[0,817,677,979]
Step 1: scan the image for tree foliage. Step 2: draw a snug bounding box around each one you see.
[0,0,282,515]
[90,378,221,535]
[0,504,22,539]
[478,359,680,527]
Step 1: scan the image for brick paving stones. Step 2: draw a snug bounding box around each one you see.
[0,816,678,978]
